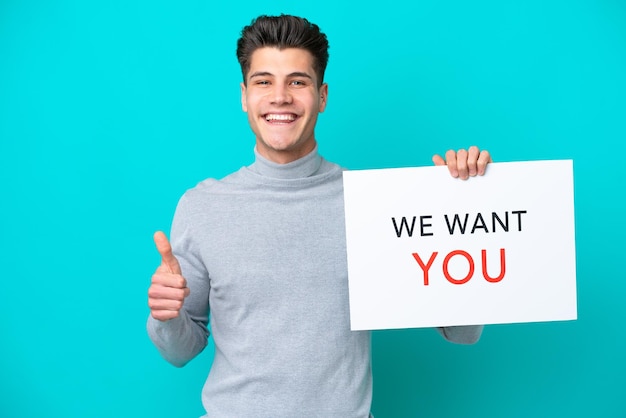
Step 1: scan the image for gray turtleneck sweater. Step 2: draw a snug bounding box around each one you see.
[147,147,482,418]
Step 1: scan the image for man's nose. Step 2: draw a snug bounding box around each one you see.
[270,84,292,105]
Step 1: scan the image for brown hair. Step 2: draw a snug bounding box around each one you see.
[236,14,329,86]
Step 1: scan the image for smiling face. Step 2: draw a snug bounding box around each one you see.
[241,47,328,164]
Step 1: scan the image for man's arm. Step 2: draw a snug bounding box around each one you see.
[431,145,492,345]
[147,229,210,367]
[437,325,484,344]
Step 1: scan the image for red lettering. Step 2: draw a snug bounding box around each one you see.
[414,248,507,285]
[442,250,474,284]
[482,248,506,283]
[412,252,438,286]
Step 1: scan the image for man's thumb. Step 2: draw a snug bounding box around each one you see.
[153,231,181,274]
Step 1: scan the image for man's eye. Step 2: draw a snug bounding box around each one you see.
[290,80,305,86]
[256,80,270,85]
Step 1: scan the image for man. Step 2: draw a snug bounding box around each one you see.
[147,14,489,418]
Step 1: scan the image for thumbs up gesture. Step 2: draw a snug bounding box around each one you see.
[148,231,191,321]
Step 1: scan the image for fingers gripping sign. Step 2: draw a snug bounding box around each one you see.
[432,145,492,180]
[149,231,190,321]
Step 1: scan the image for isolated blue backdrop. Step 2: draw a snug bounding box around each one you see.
[1,1,624,417]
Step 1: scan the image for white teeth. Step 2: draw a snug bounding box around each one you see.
[265,114,296,121]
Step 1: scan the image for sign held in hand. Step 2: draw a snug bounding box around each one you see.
[342,160,577,331]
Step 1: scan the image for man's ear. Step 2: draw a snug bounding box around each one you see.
[319,83,328,113]
[240,82,248,112]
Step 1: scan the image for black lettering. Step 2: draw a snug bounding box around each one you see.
[392,216,416,238]
[471,212,489,233]
[511,210,528,231]
[420,215,434,236]
[491,212,509,232]
[444,213,469,235]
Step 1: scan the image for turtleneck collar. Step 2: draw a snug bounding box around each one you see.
[249,146,323,180]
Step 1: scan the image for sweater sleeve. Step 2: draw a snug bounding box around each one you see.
[147,193,211,367]
[436,325,483,345]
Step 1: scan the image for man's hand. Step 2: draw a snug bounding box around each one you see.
[148,231,190,321]
[432,146,492,180]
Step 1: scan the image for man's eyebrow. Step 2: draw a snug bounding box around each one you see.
[248,71,313,80]
[249,71,273,79]
[287,72,313,79]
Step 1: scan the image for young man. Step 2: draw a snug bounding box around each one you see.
[147,14,489,418]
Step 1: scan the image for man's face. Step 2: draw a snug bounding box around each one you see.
[241,47,328,164]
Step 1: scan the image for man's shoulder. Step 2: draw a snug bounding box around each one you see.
[179,156,345,202]
[187,166,247,193]
[172,168,248,219]
[178,165,259,206]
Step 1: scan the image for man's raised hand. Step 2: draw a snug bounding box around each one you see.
[148,231,190,321]
[432,146,492,179]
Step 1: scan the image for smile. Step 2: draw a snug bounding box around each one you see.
[264,113,297,123]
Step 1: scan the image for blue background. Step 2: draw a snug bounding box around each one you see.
[1,1,625,417]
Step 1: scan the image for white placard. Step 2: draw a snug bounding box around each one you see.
[343,160,577,331]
